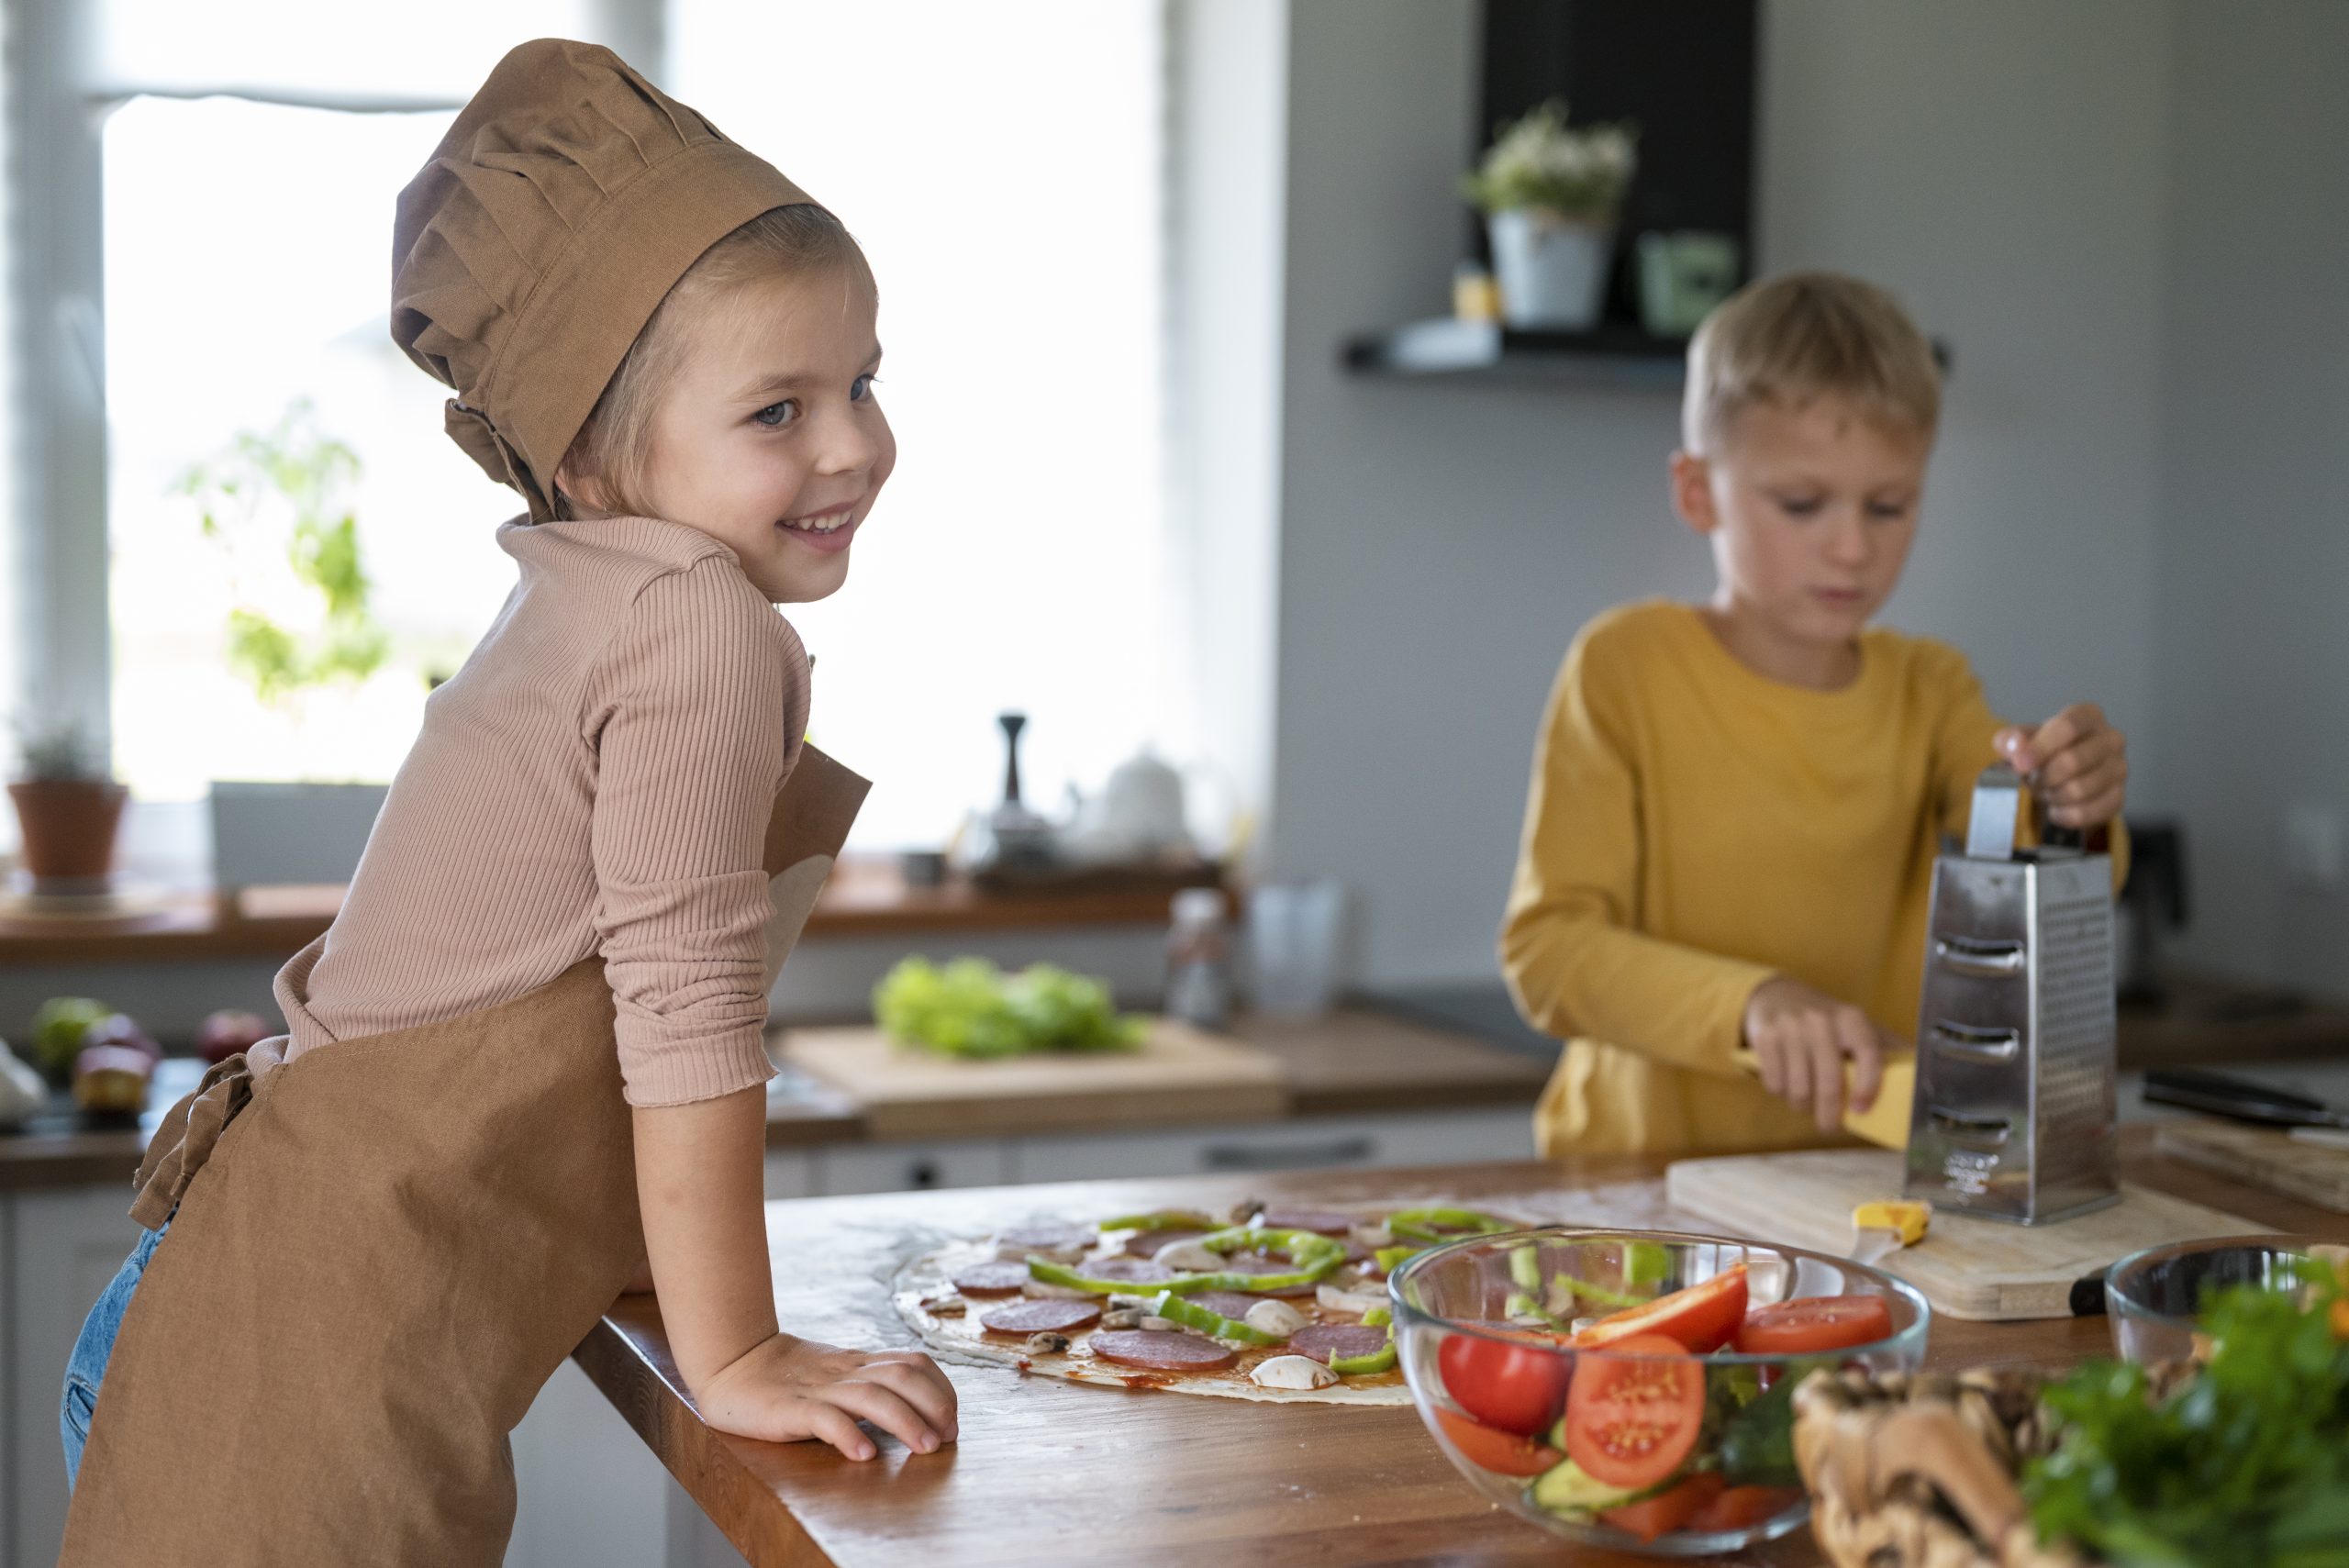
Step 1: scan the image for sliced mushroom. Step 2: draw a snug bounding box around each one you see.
[1023,1331,1072,1354]
[1021,1280,1099,1301]
[1242,1299,1308,1338]
[1249,1354,1339,1391]
[996,1241,1086,1265]
[1098,1307,1148,1330]
[1316,1282,1388,1317]
[1138,1315,1179,1332]
[1153,1240,1225,1272]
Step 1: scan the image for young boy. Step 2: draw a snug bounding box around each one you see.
[1500,272,2129,1160]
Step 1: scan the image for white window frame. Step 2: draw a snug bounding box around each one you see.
[2,0,665,770]
[7,0,1286,859]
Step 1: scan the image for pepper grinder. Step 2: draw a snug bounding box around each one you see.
[980,710,1057,873]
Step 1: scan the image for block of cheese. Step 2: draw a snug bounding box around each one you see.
[1730,1049,1913,1151]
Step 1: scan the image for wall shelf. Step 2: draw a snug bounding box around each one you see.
[1341,317,1687,390]
[1342,317,1954,392]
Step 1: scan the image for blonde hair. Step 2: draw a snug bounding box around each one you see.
[557,204,872,519]
[1682,272,1940,455]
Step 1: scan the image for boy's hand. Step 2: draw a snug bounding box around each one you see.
[696,1331,959,1461]
[1742,976,1896,1133]
[1996,703,2127,829]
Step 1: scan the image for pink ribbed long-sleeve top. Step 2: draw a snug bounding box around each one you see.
[276,514,808,1107]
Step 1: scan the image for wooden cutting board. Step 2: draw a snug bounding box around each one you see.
[2155,1118,2349,1213]
[1666,1147,2265,1321]
[779,1020,1288,1140]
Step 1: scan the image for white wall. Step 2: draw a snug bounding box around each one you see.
[1264,0,2179,986]
[2142,0,2349,994]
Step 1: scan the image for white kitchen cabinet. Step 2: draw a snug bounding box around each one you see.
[5,1188,146,1568]
[1006,1107,1535,1184]
[814,1140,1010,1195]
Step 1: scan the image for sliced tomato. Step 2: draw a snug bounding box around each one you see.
[1438,1327,1572,1437]
[1731,1294,1895,1355]
[1573,1262,1748,1353]
[1687,1484,1806,1533]
[1563,1331,1706,1491]
[1432,1407,1563,1476]
[1598,1472,1723,1543]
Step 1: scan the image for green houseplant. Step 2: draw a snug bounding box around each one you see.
[6,716,128,895]
[173,400,388,706]
[1461,99,1638,331]
[174,403,398,892]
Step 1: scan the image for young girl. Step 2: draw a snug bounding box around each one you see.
[59,40,955,1564]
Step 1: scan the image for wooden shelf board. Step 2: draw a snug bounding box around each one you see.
[0,858,1221,968]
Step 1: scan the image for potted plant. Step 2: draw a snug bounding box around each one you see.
[6,717,128,895]
[1461,99,1638,331]
[174,402,397,891]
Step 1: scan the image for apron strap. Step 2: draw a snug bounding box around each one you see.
[128,1045,275,1229]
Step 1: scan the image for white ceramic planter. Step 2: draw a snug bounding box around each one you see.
[1487,209,1613,330]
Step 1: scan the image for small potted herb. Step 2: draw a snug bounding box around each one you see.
[1461,99,1638,331]
[7,717,128,895]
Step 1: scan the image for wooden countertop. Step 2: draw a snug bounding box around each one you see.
[574,1128,2346,1568]
[0,1009,1552,1193]
[0,858,1219,967]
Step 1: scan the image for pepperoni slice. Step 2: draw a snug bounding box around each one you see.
[1122,1229,1208,1259]
[951,1261,1034,1296]
[980,1298,1103,1336]
[1217,1254,1316,1297]
[1089,1329,1238,1372]
[1260,1208,1360,1236]
[1289,1324,1392,1364]
[998,1224,1093,1253]
[1188,1291,1274,1319]
[1086,1257,1174,1285]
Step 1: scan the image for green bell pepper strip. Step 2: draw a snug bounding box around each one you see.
[1331,1313,1398,1376]
[1149,1289,1286,1346]
[1505,1290,1578,1334]
[1025,1255,1342,1296]
[1385,1207,1515,1242]
[1565,1277,1655,1311]
[1197,1226,1349,1269]
[1097,1209,1217,1232]
[1375,1243,1425,1273]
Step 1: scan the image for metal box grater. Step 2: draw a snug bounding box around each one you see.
[1902,766,2121,1224]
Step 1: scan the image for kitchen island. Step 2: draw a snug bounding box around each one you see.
[576,1127,2345,1568]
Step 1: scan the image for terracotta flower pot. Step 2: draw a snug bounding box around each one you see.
[8,778,129,894]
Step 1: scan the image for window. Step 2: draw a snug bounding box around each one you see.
[672,0,1171,849]
[79,0,1173,855]
[103,96,495,799]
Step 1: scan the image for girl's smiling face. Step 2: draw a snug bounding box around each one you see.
[573,262,894,604]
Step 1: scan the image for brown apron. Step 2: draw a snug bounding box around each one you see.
[59,747,867,1567]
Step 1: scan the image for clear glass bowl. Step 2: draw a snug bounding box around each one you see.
[2104,1233,2337,1364]
[1389,1229,1931,1558]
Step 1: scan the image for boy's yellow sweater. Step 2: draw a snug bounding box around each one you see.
[1500,601,2125,1160]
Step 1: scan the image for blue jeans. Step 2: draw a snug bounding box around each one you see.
[61,1220,169,1488]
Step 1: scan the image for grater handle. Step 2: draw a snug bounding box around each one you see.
[1965,767,2024,860]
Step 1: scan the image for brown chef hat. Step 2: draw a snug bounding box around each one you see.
[391,39,815,521]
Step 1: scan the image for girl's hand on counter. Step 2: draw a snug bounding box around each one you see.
[1742,976,1895,1133]
[1998,703,2127,829]
[696,1332,960,1461]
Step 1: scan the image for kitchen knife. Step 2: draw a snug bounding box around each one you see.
[2141,1067,2349,1129]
